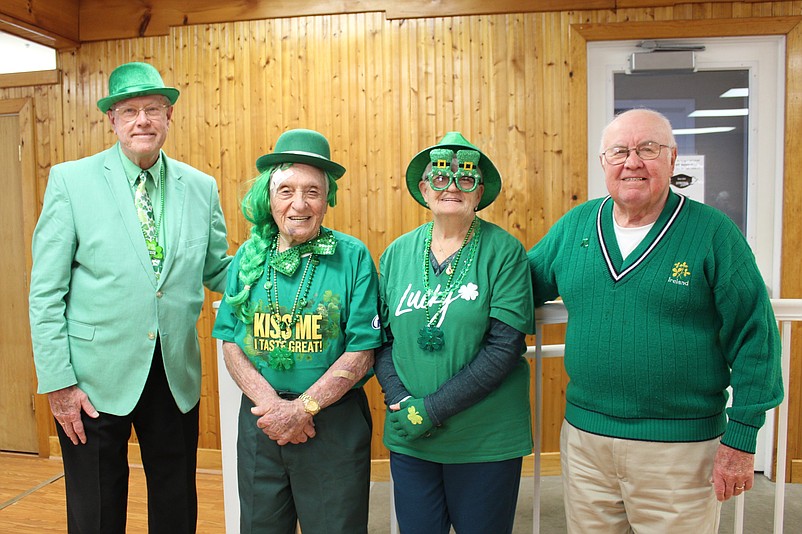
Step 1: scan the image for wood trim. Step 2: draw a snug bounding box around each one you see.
[782,15,802,483]
[75,1,783,42]
[0,70,61,89]
[0,0,79,42]
[792,459,802,483]
[48,436,564,479]
[572,16,802,41]
[383,1,613,19]
[617,0,772,6]
[0,14,79,50]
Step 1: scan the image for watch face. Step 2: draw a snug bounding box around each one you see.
[302,394,320,414]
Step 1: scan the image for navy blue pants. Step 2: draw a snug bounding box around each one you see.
[390,451,523,534]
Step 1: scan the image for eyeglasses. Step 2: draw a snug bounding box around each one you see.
[112,104,170,123]
[601,141,672,165]
[429,174,481,193]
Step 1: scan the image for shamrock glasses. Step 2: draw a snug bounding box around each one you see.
[427,148,482,192]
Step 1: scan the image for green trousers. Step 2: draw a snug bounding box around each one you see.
[236,388,372,534]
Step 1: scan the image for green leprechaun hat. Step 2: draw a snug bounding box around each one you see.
[405,131,502,210]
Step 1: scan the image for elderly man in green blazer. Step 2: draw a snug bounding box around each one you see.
[28,62,232,534]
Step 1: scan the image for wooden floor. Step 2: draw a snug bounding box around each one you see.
[0,452,226,533]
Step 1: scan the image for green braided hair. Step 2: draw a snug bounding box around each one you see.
[224,162,339,323]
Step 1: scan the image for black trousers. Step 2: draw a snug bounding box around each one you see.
[56,340,199,534]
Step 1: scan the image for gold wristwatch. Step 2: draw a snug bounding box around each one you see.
[299,392,321,415]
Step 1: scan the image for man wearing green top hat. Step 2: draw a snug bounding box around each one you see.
[213,128,382,533]
[29,61,232,533]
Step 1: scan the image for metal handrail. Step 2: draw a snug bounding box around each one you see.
[526,299,802,534]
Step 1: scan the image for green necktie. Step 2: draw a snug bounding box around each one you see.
[134,170,164,278]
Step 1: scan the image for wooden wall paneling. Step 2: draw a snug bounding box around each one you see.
[502,14,528,244]
[172,23,225,451]
[710,2,734,17]
[364,12,390,261]
[351,13,371,244]
[215,21,238,217]
[368,12,396,459]
[326,14,349,236]
[542,13,567,227]
[486,14,509,227]
[394,19,421,233]
[525,14,546,240]
[247,18,272,224]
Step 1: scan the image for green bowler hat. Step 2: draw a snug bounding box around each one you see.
[256,129,346,178]
[406,131,502,210]
[97,62,180,112]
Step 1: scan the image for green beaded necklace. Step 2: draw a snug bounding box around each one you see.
[418,216,481,352]
[263,234,319,370]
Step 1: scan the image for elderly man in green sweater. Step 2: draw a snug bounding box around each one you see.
[528,108,783,533]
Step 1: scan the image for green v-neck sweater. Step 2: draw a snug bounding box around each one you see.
[528,191,783,453]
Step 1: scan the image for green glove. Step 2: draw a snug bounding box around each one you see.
[387,398,434,441]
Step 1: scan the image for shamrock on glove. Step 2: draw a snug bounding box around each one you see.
[387,398,434,441]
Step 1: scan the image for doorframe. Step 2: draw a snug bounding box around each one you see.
[568,16,802,481]
[0,97,48,456]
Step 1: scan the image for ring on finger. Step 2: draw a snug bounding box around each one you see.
[735,484,746,490]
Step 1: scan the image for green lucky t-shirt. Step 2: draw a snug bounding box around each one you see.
[213,228,383,393]
[379,218,535,463]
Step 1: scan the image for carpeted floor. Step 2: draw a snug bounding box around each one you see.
[368,474,802,533]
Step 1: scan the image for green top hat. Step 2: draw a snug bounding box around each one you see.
[97,62,180,113]
[406,131,502,210]
[256,129,346,178]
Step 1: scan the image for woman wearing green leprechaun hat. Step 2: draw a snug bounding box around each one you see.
[375,132,535,534]
[213,128,383,534]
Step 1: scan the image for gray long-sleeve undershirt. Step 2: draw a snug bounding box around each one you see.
[373,317,527,427]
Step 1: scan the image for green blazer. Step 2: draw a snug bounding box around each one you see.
[29,144,232,415]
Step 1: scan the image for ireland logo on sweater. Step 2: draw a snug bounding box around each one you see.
[668,261,691,286]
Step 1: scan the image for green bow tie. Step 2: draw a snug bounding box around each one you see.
[270,230,337,276]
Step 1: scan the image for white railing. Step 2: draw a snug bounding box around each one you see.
[527,299,802,534]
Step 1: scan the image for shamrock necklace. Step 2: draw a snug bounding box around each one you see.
[263,234,319,370]
[418,216,480,352]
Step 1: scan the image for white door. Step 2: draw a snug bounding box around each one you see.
[587,36,785,473]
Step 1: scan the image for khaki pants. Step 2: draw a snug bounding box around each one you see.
[561,421,722,534]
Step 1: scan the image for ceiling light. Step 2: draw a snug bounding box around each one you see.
[672,127,736,136]
[688,109,748,117]
[720,88,748,98]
